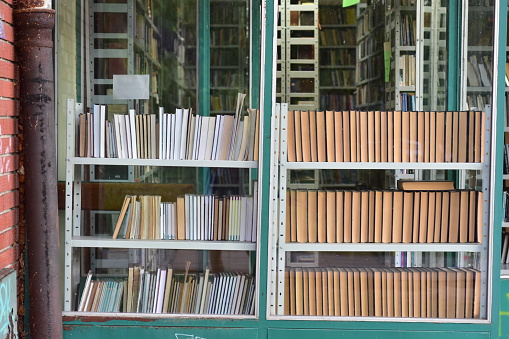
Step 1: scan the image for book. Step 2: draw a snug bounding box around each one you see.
[397,180,455,191]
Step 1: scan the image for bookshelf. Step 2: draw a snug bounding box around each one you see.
[64,99,261,316]
[270,104,491,319]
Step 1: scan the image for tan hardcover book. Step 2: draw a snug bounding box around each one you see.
[177,196,186,240]
[397,180,455,191]
[381,268,388,317]
[374,190,383,243]
[474,111,482,163]
[372,268,382,317]
[345,268,355,316]
[452,111,459,162]
[342,111,351,162]
[429,269,438,318]
[412,192,421,243]
[316,111,327,162]
[436,111,445,162]
[296,190,308,242]
[327,268,334,315]
[458,111,468,162]
[444,111,453,162]
[325,110,335,162]
[468,110,475,162]
[321,269,329,316]
[79,114,86,157]
[368,191,376,242]
[112,195,132,239]
[343,191,352,243]
[477,191,483,243]
[352,268,361,317]
[350,111,358,162]
[429,111,436,162]
[308,190,318,243]
[368,111,376,162]
[417,111,425,162]
[334,111,343,162]
[309,110,318,162]
[315,268,323,316]
[468,190,476,243]
[409,111,418,162]
[381,110,388,162]
[402,111,410,162]
[424,111,430,162]
[317,190,327,243]
[332,268,340,316]
[290,190,298,242]
[295,111,303,162]
[326,190,336,243]
[452,268,466,318]
[303,268,310,315]
[440,191,450,243]
[284,269,290,315]
[286,191,291,242]
[426,192,436,243]
[401,269,409,317]
[448,191,460,242]
[433,192,443,243]
[367,268,375,316]
[360,191,369,243]
[472,268,481,318]
[437,268,447,318]
[308,268,317,316]
[300,111,311,162]
[393,111,402,162]
[392,191,404,243]
[459,191,469,243]
[338,268,348,316]
[421,269,429,317]
[351,191,361,243]
[359,268,369,316]
[289,268,296,315]
[360,110,368,162]
[402,191,414,243]
[336,191,344,243]
[386,268,394,318]
[418,191,429,243]
[392,268,402,318]
[445,268,457,318]
[375,111,381,162]
[356,111,362,162]
[460,267,474,319]
[381,191,393,243]
[412,268,421,318]
[387,111,394,162]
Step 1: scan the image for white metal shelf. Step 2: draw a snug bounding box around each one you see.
[282,242,483,252]
[68,157,258,169]
[281,161,484,170]
[70,236,257,251]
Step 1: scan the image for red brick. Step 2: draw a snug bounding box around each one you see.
[0,227,17,249]
[0,2,13,24]
[0,173,17,192]
[0,79,15,98]
[0,191,17,211]
[0,209,18,232]
[0,40,15,61]
[0,118,17,134]
[0,99,16,116]
[0,245,19,268]
[0,21,13,43]
[0,154,18,174]
[0,137,16,154]
[0,59,15,79]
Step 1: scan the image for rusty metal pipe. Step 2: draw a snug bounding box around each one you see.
[14,6,63,339]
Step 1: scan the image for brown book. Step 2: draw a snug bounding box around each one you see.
[326,190,336,243]
[426,192,436,243]
[112,195,132,239]
[402,191,414,243]
[321,269,329,316]
[359,268,369,316]
[472,268,481,318]
[468,190,476,242]
[300,111,311,162]
[477,191,483,243]
[325,110,335,162]
[368,111,376,162]
[343,191,352,243]
[381,111,388,162]
[360,191,369,243]
[409,111,418,162]
[309,110,318,162]
[336,191,344,243]
[460,267,474,319]
[386,268,394,317]
[303,268,310,315]
[356,111,362,161]
[387,111,394,162]
[334,111,343,162]
[397,180,455,191]
[458,111,468,162]
[317,190,327,243]
[372,268,382,317]
[177,196,186,240]
[296,190,308,242]
[393,111,402,162]
[79,114,86,157]
[381,191,393,243]
[284,269,290,315]
[342,111,351,162]
[351,191,361,243]
[346,268,355,316]
[286,191,291,242]
[352,268,361,316]
[429,111,436,162]
[452,111,460,162]
[437,268,447,318]
[332,268,340,316]
[290,190,298,242]
[315,268,323,316]
[433,192,443,243]
[374,190,383,243]
[294,111,303,162]
[289,268,296,315]
[448,191,460,242]
[419,191,429,243]
[436,111,445,162]
[412,192,421,243]
[295,267,304,315]
[452,268,466,318]
[366,268,375,316]
[440,191,450,243]
[381,268,388,317]
[375,111,381,162]
[459,191,469,243]
[467,110,475,162]
[338,268,349,316]
[368,191,376,242]
[400,269,409,317]
[412,269,421,318]
[392,268,402,318]
[424,111,430,162]
[308,190,318,243]
[444,111,453,162]
[316,111,327,162]
[308,267,317,316]
[392,191,404,243]
[327,268,334,315]
[360,111,369,162]
[445,268,457,318]
[417,111,425,162]
[474,111,482,163]
[287,109,296,162]
[350,111,358,162]
[402,111,410,162]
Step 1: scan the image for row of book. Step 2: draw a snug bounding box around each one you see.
[286,110,485,163]
[504,191,509,222]
[78,267,255,315]
[466,55,492,87]
[284,266,481,318]
[286,187,482,244]
[398,54,416,86]
[113,190,258,242]
[77,94,259,161]
[501,232,509,264]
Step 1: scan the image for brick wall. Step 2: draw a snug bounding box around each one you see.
[0,0,22,336]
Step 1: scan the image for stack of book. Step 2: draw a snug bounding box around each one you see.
[501,232,509,265]
[113,189,258,242]
[286,110,485,163]
[286,188,482,244]
[78,267,256,315]
[284,266,481,318]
